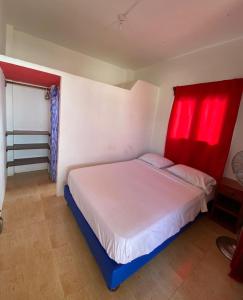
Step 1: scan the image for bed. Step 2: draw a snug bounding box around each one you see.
[64,158,212,290]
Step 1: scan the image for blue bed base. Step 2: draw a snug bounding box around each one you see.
[64,185,197,290]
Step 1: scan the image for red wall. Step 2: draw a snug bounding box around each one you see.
[0,61,60,87]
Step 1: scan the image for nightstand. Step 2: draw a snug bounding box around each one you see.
[211,177,243,233]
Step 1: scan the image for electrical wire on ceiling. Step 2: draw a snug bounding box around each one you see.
[107,0,144,31]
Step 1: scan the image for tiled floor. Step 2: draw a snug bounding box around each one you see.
[0,170,242,300]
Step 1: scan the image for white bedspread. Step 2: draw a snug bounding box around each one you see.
[68,159,208,264]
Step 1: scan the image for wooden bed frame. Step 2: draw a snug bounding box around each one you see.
[64,184,198,290]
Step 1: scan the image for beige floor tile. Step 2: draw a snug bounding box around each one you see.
[0,170,242,300]
[0,266,28,300]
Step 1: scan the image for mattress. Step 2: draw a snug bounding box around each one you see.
[68,159,208,264]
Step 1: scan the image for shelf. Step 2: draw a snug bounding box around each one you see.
[220,177,243,193]
[6,130,50,136]
[7,157,49,167]
[211,177,243,233]
[213,202,239,218]
[215,193,241,215]
[211,209,237,233]
[6,143,50,151]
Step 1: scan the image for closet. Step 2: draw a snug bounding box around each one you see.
[6,82,50,175]
[0,61,60,179]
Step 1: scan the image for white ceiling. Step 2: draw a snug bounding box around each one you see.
[4,0,243,69]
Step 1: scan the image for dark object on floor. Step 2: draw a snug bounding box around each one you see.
[217,226,243,283]
[216,236,237,260]
[229,228,243,283]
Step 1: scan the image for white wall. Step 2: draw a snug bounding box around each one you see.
[0,55,159,196]
[57,78,158,195]
[6,83,50,174]
[7,84,50,131]
[135,37,243,180]
[0,68,6,210]
[5,26,134,86]
[0,0,6,53]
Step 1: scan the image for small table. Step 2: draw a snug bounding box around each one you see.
[211,177,243,233]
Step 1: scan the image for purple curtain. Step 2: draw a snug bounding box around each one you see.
[50,85,59,182]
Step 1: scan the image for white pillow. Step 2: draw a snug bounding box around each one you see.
[138,153,174,169]
[167,164,216,195]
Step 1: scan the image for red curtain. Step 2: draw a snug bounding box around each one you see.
[164,79,243,181]
[229,230,243,283]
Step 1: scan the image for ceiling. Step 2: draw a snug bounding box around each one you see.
[4,0,243,69]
